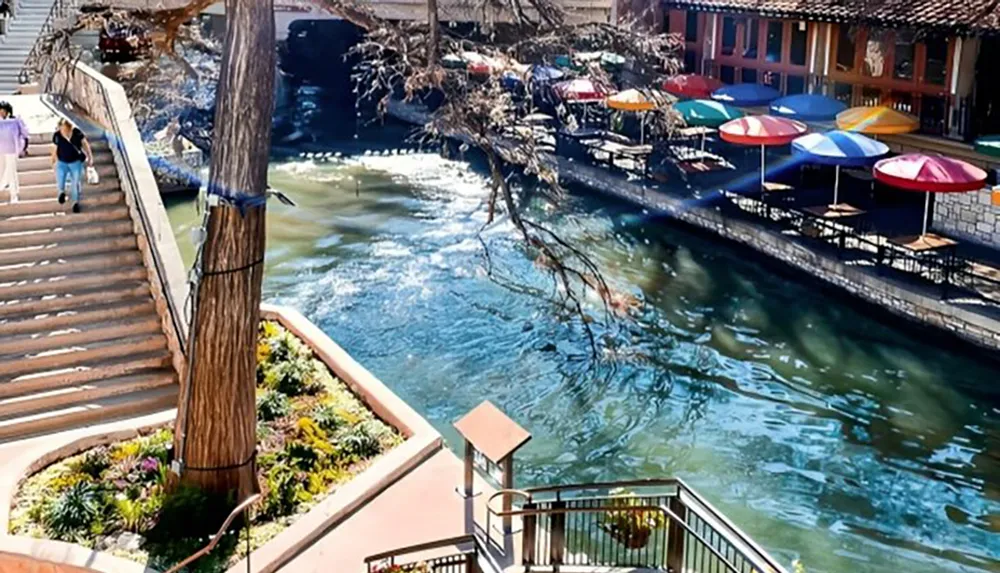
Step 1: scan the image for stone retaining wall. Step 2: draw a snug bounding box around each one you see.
[555,157,1000,352]
[934,188,1000,249]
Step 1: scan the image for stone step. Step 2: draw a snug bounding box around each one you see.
[0,189,123,218]
[0,281,149,319]
[0,385,178,443]
[1,177,122,202]
[0,298,155,337]
[0,234,136,266]
[0,333,168,380]
[27,139,108,157]
[17,153,114,171]
[0,265,146,301]
[0,250,143,287]
[0,219,134,250]
[3,314,162,362]
[0,371,175,420]
[17,163,117,186]
[0,351,172,400]
[0,205,131,234]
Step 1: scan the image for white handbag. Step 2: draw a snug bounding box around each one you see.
[86,165,99,185]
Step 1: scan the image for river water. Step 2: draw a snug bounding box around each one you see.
[164,124,1000,573]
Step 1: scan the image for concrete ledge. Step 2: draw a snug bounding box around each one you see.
[0,539,156,573]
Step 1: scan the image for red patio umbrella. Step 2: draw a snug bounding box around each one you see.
[874,154,987,236]
[553,78,613,103]
[719,115,808,190]
[662,74,723,99]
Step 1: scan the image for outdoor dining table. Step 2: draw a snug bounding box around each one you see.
[801,203,866,219]
[888,233,959,253]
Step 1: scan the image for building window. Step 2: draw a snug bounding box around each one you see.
[765,21,783,63]
[861,86,882,106]
[787,75,806,94]
[893,30,914,80]
[790,22,807,66]
[741,67,758,83]
[743,18,759,59]
[685,11,698,43]
[833,82,853,104]
[662,10,670,34]
[836,25,855,72]
[720,65,736,83]
[924,37,948,85]
[721,17,737,56]
[684,49,698,72]
[919,95,947,134]
[763,70,782,90]
[864,30,888,77]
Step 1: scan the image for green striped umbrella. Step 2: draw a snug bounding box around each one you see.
[974,135,1000,158]
[674,99,744,128]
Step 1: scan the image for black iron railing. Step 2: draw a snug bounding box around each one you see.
[486,478,786,573]
[18,0,77,85]
[365,534,480,573]
[723,191,1000,303]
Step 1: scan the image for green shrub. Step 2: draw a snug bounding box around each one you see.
[44,481,106,538]
[257,389,290,422]
[114,496,155,533]
[260,465,305,519]
[338,420,388,460]
[310,403,343,434]
[70,449,111,479]
[137,430,172,463]
[147,485,232,543]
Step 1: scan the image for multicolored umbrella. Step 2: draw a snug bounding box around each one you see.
[836,106,919,135]
[675,99,743,128]
[792,131,889,203]
[530,65,564,83]
[720,115,808,190]
[711,83,781,107]
[770,94,848,122]
[553,78,613,103]
[663,74,724,100]
[605,89,663,112]
[874,154,987,235]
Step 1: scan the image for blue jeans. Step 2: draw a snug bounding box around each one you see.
[56,160,84,203]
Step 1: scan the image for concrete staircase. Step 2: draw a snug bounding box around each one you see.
[0,132,178,441]
[0,0,60,94]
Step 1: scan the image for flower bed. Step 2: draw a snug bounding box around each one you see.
[8,320,402,572]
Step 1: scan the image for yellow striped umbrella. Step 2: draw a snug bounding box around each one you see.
[605,89,663,112]
[835,106,919,135]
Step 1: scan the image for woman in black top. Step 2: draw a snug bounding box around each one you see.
[50,119,93,213]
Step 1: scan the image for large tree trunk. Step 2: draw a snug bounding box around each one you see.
[173,0,276,500]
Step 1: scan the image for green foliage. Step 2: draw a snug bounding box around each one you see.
[338,420,388,460]
[257,322,323,396]
[70,449,111,479]
[285,418,335,471]
[110,441,142,463]
[44,481,106,538]
[113,495,157,533]
[46,472,90,494]
[147,485,232,543]
[599,488,665,549]
[793,560,807,573]
[257,389,291,422]
[260,465,306,520]
[310,402,343,434]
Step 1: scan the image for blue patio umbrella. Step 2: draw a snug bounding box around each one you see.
[770,94,848,122]
[792,130,889,204]
[711,83,781,107]
[501,70,524,91]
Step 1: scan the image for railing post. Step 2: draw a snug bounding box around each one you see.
[665,497,687,573]
[463,440,475,497]
[465,549,479,573]
[502,455,514,534]
[550,501,566,571]
[522,502,537,567]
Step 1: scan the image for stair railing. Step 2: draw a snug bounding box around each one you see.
[18,0,76,85]
[364,534,480,573]
[164,493,261,573]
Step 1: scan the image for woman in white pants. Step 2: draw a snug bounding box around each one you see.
[0,101,29,204]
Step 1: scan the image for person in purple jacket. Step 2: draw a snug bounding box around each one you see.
[0,101,29,204]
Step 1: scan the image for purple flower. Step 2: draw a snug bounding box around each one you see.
[140,457,160,473]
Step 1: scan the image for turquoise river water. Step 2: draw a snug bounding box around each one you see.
[165,136,1000,573]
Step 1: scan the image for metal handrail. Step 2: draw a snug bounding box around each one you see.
[364,533,478,564]
[80,65,188,354]
[163,493,261,573]
[486,482,787,573]
[18,0,74,85]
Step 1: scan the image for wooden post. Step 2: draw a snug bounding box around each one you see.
[502,456,514,534]
[665,497,687,573]
[463,440,475,497]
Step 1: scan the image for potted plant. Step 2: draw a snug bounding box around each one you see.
[599,488,665,549]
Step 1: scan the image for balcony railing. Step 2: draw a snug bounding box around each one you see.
[365,534,480,573]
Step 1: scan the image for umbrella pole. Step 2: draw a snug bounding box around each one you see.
[701,132,706,152]
[760,144,766,191]
[640,113,645,145]
[833,165,840,205]
[922,191,931,237]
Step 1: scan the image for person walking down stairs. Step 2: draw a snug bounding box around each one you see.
[0,101,29,205]
[51,119,93,213]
